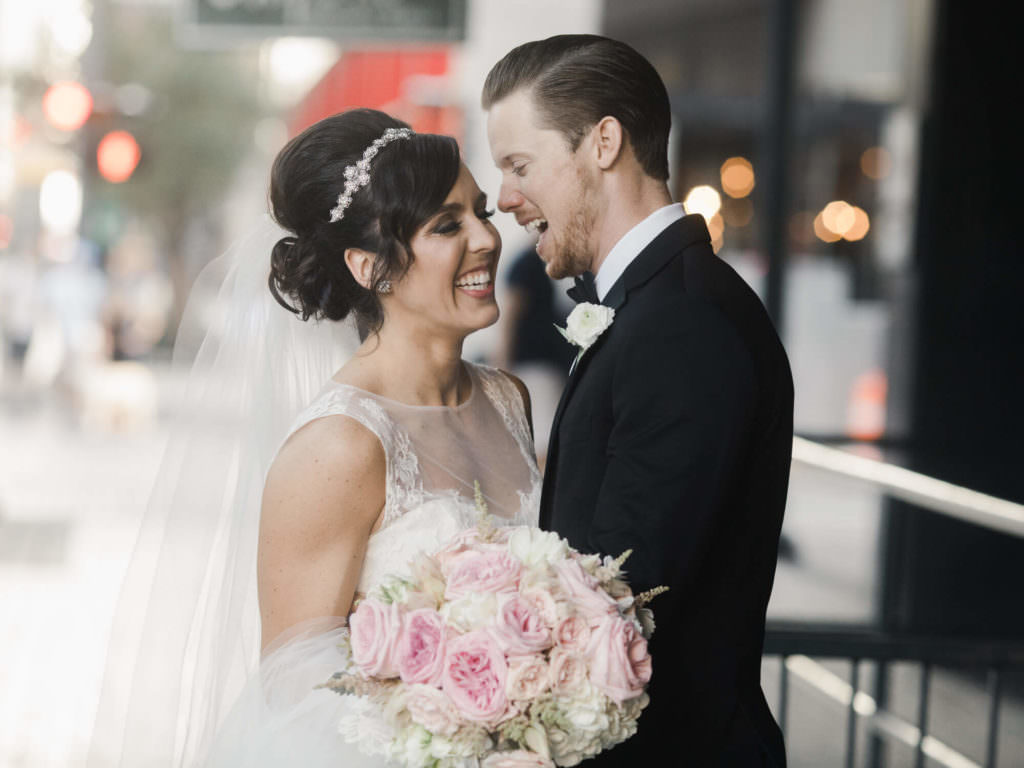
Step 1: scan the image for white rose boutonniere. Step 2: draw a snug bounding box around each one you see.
[556,303,615,370]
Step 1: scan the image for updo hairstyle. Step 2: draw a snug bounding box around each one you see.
[268,109,462,334]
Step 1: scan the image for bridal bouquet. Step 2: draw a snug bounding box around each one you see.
[322,488,667,768]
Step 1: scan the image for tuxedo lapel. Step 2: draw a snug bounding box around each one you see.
[540,214,712,528]
[602,214,710,310]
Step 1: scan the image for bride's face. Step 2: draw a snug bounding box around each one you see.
[389,164,501,336]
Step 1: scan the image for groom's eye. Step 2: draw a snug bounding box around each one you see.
[512,162,527,177]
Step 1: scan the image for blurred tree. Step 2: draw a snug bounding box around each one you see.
[85,3,265,334]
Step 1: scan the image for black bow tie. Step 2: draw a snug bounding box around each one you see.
[567,274,600,305]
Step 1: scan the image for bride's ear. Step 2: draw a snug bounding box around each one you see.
[344,247,376,290]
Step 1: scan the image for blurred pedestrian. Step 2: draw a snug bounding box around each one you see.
[495,243,574,466]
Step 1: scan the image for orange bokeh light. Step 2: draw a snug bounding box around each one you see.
[720,156,755,198]
[42,81,93,131]
[813,212,841,243]
[860,147,891,180]
[843,207,871,241]
[97,131,141,183]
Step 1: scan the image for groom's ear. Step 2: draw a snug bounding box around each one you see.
[592,116,625,171]
[344,247,376,291]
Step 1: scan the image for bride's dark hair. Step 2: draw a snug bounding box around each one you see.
[268,108,461,333]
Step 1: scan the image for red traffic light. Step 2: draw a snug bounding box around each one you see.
[97,130,141,183]
[43,81,93,131]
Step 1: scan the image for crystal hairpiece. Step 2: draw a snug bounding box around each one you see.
[329,127,414,223]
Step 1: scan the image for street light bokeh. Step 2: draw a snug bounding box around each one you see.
[42,81,93,132]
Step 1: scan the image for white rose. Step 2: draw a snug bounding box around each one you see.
[440,591,498,632]
[391,724,432,767]
[508,527,568,569]
[562,304,615,350]
[406,684,461,737]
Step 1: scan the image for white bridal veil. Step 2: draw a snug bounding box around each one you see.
[88,215,360,767]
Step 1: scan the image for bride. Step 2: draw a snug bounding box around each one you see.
[89,109,541,767]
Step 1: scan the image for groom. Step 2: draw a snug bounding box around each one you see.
[485,36,792,766]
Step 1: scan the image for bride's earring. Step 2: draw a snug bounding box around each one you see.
[377,280,392,295]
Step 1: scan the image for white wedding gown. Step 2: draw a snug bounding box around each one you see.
[201,361,541,767]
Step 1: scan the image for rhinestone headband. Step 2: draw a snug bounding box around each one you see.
[329,127,413,223]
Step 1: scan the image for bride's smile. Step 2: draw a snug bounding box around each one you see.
[389,164,502,337]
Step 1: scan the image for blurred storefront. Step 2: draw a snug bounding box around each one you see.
[604,0,1024,639]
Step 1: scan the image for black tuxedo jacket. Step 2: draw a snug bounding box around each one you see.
[541,215,792,767]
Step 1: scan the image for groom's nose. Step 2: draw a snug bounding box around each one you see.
[497,179,524,213]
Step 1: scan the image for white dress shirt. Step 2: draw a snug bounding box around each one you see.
[594,203,685,301]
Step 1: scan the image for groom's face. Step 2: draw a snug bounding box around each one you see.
[487,89,596,279]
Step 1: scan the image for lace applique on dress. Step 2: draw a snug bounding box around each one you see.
[475,365,542,518]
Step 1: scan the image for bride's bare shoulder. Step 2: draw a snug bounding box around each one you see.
[268,414,385,491]
[262,413,386,536]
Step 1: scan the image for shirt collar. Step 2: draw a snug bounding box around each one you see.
[594,203,685,301]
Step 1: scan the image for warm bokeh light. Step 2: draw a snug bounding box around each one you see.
[847,369,888,440]
[813,212,841,243]
[42,81,93,131]
[843,206,871,241]
[97,130,142,183]
[0,213,12,249]
[860,147,891,180]
[707,212,725,240]
[39,170,83,234]
[720,157,755,198]
[821,200,852,234]
[683,184,722,223]
[721,197,753,228]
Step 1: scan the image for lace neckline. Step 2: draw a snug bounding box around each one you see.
[326,362,477,412]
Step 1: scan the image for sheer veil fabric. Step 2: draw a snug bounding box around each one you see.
[88,215,542,766]
[88,216,360,766]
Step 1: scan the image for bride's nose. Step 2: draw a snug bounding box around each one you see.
[467,215,500,256]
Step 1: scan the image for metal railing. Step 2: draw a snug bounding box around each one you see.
[763,438,1024,767]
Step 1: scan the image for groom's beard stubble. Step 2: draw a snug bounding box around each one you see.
[545,168,597,281]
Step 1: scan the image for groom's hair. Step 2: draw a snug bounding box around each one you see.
[482,35,671,181]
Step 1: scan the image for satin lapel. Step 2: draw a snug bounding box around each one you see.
[541,214,711,526]
[540,333,601,528]
[602,214,710,310]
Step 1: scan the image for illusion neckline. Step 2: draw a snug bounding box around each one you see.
[327,362,477,412]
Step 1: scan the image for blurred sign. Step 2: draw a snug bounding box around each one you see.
[180,0,466,47]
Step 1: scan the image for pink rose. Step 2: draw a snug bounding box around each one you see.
[441,630,509,724]
[349,597,403,678]
[548,647,588,694]
[405,684,461,737]
[553,614,591,652]
[505,654,550,700]
[481,751,555,768]
[585,615,652,704]
[444,550,523,600]
[435,528,511,572]
[492,595,552,655]
[520,587,560,629]
[553,558,617,625]
[397,608,448,686]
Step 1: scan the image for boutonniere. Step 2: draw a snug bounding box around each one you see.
[556,303,616,369]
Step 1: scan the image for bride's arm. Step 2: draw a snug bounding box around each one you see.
[257,414,386,651]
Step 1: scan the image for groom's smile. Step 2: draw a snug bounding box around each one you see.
[486,89,595,280]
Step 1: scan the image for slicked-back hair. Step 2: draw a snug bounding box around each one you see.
[482,34,671,181]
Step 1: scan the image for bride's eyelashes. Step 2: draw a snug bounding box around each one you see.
[431,208,495,236]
